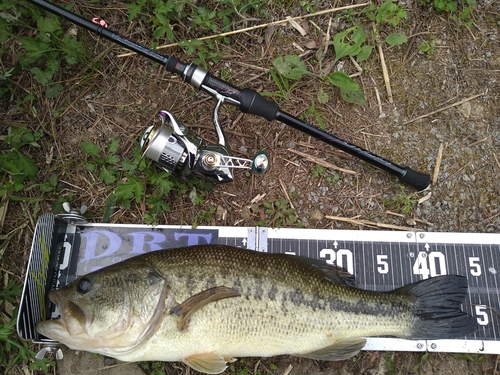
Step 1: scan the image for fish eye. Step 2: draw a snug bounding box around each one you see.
[77,277,93,294]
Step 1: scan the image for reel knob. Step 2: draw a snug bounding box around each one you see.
[252,152,269,174]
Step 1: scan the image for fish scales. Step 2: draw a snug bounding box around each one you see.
[133,246,412,356]
[37,245,478,374]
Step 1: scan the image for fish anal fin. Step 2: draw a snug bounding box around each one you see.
[170,286,240,331]
[299,337,366,361]
[183,352,229,374]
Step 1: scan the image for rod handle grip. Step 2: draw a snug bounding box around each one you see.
[201,75,278,121]
[400,167,431,191]
[239,89,279,121]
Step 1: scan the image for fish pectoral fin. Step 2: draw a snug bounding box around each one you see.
[299,337,367,361]
[169,286,240,331]
[183,352,230,374]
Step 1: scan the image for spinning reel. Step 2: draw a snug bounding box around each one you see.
[141,109,268,183]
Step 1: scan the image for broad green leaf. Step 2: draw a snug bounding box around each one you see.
[155,12,171,27]
[45,83,63,98]
[317,88,329,104]
[340,88,366,106]
[272,55,308,80]
[333,26,365,63]
[19,38,50,62]
[446,1,457,11]
[61,35,83,64]
[14,150,38,179]
[351,25,367,45]
[37,16,60,35]
[81,141,99,156]
[385,32,408,46]
[328,72,359,91]
[29,67,52,85]
[152,26,167,38]
[356,45,374,63]
[127,2,142,21]
[108,138,120,154]
[375,0,407,26]
[114,176,144,203]
[85,162,96,172]
[99,166,117,184]
[106,155,120,165]
[121,159,137,173]
[152,172,176,196]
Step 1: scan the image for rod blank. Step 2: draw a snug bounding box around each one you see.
[26,0,431,191]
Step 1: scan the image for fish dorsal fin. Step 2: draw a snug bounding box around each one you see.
[298,256,355,286]
[298,337,366,361]
[170,286,240,331]
[183,352,232,374]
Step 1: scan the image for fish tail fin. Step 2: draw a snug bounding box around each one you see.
[396,275,478,340]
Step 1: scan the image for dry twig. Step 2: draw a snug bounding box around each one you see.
[117,3,371,57]
[279,178,295,209]
[403,92,486,125]
[432,143,444,185]
[374,24,393,103]
[282,364,294,375]
[326,215,422,231]
[287,148,357,175]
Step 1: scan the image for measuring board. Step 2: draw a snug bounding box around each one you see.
[18,214,500,356]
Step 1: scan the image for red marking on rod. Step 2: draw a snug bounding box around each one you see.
[92,18,108,28]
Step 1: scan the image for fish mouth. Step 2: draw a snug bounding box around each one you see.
[49,290,91,336]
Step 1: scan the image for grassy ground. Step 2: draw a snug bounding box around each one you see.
[1,0,499,373]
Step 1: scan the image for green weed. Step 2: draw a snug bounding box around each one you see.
[263,55,305,100]
[94,143,214,225]
[81,138,121,185]
[193,206,217,227]
[303,98,326,129]
[310,166,340,187]
[424,0,475,13]
[384,352,395,375]
[311,165,325,178]
[385,185,419,214]
[140,361,167,375]
[0,0,88,99]
[419,38,436,57]
[126,0,266,65]
[0,127,43,198]
[265,51,366,106]
[423,0,477,26]
[262,197,300,227]
[0,281,55,374]
[453,353,484,363]
[364,0,407,27]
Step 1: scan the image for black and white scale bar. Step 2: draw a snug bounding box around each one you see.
[17,215,500,355]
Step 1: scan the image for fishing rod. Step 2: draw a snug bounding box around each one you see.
[26,0,431,191]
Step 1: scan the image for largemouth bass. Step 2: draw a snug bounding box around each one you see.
[37,245,477,374]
